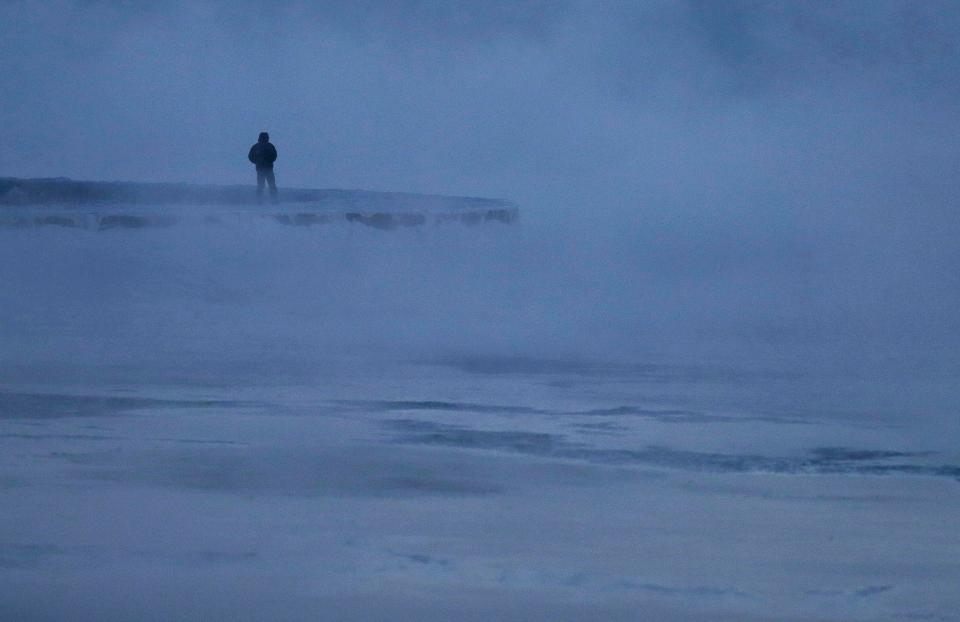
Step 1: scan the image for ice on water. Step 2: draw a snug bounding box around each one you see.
[0,212,958,622]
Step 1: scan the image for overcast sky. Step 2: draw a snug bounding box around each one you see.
[2,0,958,214]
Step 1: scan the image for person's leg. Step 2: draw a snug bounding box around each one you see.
[266,169,277,200]
[256,169,266,198]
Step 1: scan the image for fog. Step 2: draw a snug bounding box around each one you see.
[1,2,959,620]
[3,2,958,363]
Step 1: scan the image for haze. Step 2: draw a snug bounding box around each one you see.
[1,2,959,620]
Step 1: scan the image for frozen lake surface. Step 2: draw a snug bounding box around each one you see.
[1,214,957,621]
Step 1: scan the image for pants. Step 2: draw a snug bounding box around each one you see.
[256,168,277,199]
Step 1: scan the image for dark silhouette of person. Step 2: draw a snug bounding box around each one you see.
[248,131,278,200]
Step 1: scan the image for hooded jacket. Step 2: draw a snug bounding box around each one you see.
[248,133,278,170]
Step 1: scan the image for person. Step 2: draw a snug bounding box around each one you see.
[248,131,278,200]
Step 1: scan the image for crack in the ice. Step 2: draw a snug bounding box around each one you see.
[339,399,795,424]
[385,419,959,481]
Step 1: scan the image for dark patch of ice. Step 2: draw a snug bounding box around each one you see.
[386,550,454,568]
[854,585,894,598]
[388,419,558,453]
[337,400,542,415]
[1,433,122,441]
[806,584,894,599]
[65,445,503,497]
[432,355,805,384]
[341,398,753,424]
[0,543,65,569]
[625,581,749,598]
[0,391,242,420]
[386,420,960,481]
[434,355,662,377]
[809,447,926,461]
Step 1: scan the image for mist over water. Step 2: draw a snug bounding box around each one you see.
[2,212,956,447]
[2,2,959,620]
[3,210,957,411]
[2,1,958,379]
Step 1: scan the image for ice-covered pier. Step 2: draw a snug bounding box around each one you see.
[0,177,519,230]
